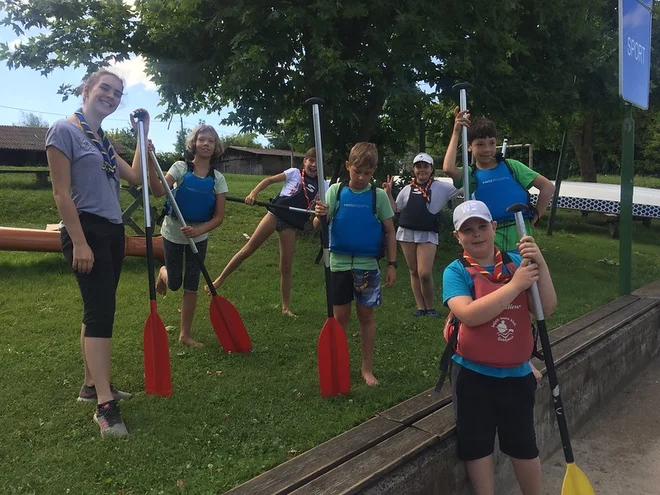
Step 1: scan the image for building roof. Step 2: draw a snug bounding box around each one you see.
[0,125,127,155]
[226,145,305,158]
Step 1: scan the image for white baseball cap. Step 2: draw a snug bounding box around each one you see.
[412,152,433,166]
[453,200,493,230]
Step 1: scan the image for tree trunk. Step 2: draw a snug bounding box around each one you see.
[569,113,597,183]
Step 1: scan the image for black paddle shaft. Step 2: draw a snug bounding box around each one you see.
[134,111,158,302]
[507,202,575,464]
[225,196,314,215]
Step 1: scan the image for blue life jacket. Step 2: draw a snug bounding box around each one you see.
[330,184,383,258]
[167,168,216,223]
[471,161,531,223]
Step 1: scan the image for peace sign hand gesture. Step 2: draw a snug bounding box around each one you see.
[382,175,394,196]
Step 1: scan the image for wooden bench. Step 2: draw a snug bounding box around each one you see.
[0,167,49,186]
[225,288,660,494]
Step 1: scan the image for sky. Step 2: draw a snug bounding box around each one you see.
[0,22,256,152]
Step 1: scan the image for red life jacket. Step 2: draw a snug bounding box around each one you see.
[443,255,533,368]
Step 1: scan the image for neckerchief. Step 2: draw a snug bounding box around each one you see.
[462,248,511,283]
[410,179,432,202]
[74,109,117,180]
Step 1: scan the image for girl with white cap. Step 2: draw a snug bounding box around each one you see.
[383,152,459,317]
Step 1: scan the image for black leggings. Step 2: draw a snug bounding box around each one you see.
[61,212,125,339]
[163,238,208,292]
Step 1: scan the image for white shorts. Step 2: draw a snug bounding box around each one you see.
[395,227,439,245]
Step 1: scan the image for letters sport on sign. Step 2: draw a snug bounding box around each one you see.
[619,0,652,110]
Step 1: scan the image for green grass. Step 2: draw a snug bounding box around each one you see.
[1,173,660,494]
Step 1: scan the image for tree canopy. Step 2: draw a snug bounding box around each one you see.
[2,0,658,179]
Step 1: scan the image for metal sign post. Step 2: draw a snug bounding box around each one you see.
[618,0,652,295]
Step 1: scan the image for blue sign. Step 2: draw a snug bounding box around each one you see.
[619,0,652,110]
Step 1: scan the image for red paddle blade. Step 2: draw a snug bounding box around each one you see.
[317,317,351,398]
[209,295,252,353]
[143,301,172,397]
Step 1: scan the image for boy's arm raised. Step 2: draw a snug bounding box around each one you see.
[442,106,469,183]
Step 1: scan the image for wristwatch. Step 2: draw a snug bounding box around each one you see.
[387,260,398,269]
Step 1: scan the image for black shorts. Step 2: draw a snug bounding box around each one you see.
[61,212,125,339]
[331,269,382,307]
[451,362,539,461]
[267,211,296,232]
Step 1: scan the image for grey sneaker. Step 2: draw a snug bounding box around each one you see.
[78,384,133,403]
[93,400,128,438]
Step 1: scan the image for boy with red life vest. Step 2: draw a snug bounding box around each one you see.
[149,125,228,347]
[442,108,555,252]
[443,200,556,495]
[314,143,397,386]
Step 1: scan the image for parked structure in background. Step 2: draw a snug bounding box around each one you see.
[0,125,127,166]
[220,146,305,175]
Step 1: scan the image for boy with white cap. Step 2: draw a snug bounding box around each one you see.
[383,152,459,317]
[442,200,556,495]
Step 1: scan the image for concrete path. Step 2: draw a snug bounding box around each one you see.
[541,355,660,494]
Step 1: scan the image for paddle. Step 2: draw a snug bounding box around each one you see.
[452,81,473,199]
[149,151,252,354]
[305,97,350,398]
[225,196,316,215]
[508,202,595,495]
[134,111,172,397]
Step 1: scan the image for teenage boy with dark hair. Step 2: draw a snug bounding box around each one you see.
[443,108,555,252]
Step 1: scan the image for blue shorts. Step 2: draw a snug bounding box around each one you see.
[331,269,381,307]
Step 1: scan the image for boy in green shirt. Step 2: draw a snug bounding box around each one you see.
[314,143,397,386]
[443,107,555,252]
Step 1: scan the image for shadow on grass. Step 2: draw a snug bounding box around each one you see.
[0,255,70,275]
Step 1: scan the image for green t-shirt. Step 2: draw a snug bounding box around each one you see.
[452,159,538,252]
[325,183,394,271]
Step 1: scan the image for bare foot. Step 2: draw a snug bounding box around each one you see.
[361,370,379,386]
[156,266,168,296]
[531,361,542,382]
[282,309,298,318]
[179,336,204,348]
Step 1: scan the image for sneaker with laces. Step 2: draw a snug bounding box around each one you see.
[78,384,133,403]
[426,309,442,318]
[93,400,128,437]
[412,309,427,317]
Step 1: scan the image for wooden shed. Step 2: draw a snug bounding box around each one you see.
[219,146,305,175]
[0,125,127,167]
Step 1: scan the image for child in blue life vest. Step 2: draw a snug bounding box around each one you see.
[383,152,460,318]
[148,125,228,348]
[442,108,555,252]
[314,142,397,386]
[443,200,556,495]
[207,148,326,317]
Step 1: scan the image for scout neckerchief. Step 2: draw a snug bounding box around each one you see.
[74,109,117,180]
[410,179,432,202]
[462,248,511,283]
